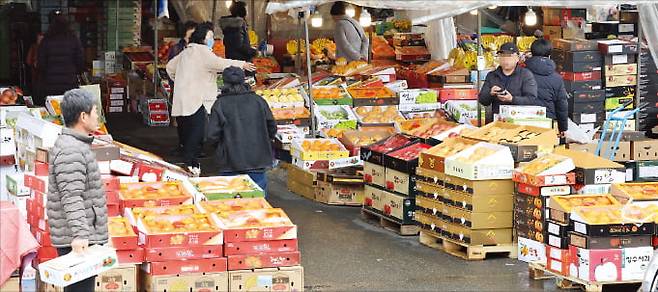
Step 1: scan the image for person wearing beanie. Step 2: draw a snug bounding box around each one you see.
[525,34,569,136]
[166,22,256,176]
[478,42,538,124]
[206,66,277,194]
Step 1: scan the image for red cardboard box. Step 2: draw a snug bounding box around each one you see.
[35,246,58,264]
[137,214,223,248]
[35,162,48,176]
[214,209,298,243]
[438,88,478,103]
[569,245,622,282]
[116,248,145,264]
[107,204,121,217]
[143,257,228,276]
[102,175,120,191]
[227,251,301,271]
[512,172,576,187]
[224,239,299,256]
[34,229,52,247]
[136,163,165,182]
[560,71,602,81]
[106,191,120,205]
[118,182,194,209]
[24,174,47,193]
[144,245,224,262]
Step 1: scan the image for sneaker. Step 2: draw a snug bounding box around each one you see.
[187,166,201,177]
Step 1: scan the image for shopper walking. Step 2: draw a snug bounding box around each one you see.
[26,32,44,97]
[478,42,538,124]
[207,66,277,195]
[166,22,256,176]
[525,36,569,136]
[219,1,258,63]
[36,11,84,106]
[331,1,369,62]
[46,89,107,292]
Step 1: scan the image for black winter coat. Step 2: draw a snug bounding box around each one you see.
[219,16,257,62]
[478,65,538,124]
[525,56,569,132]
[37,33,84,97]
[207,91,277,173]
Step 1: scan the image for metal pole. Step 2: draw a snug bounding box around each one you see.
[212,0,217,24]
[303,13,316,137]
[296,16,302,75]
[153,1,158,88]
[476,9,482,127]
[115,0,119,52]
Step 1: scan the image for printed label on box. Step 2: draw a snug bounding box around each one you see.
[612,55,628,64]
[580,113,597,124]
[594,169,626,184]
[111,88,124,94]
[109,94,124,100]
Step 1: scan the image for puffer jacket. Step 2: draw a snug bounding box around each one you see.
[525,56,569,132]
[219,16,257,62]
[478,65,539,124]
[47,128,108,248]
[37,33,84,97]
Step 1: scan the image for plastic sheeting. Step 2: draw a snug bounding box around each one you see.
[639,3,658,64]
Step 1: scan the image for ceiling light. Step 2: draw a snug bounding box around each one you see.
[525,8,537,26]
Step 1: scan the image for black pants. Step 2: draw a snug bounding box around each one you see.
[56,247,96,292]
[176,106,207,167]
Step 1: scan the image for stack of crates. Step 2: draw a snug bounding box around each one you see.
[105,0,141,50]
[140,98,170,127]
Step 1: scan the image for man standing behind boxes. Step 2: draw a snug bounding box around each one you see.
[46,89,108,292]
[479,42,539,124]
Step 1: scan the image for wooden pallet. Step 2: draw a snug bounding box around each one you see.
[360,207,419,236]
[528,262,642,292]
[418,230,517,260]
[528,265,554,280]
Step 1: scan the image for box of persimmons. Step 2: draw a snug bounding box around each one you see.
[117,181,194,209]
[444,142,515,180]
[290,138,349,161]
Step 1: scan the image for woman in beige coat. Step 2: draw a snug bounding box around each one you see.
[166,22,256,175]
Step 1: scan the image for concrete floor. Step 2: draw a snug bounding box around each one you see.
[106,113,639,291]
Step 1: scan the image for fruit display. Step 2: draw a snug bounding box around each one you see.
[551,194,620,212]
[140,213,219,234]
[573,205,658,225]
[156,41,177,63]
[292,138,349,161]
[369,134,414,153]
[387,143,431,161]
[332,60,369,76]
[315,105,357,130]
[611,182,658,202]
[372,35,395,59]
[353,106,405,124]
[256,88,305,106]
[271,107,310,121]
[0,87,19,105]
[108,217,137,237]
[455,147,496,163]
[212,41,225,58]
[119,182,192,207]
[517,154,573,175]
[198,198,272,216]
[516,36,536,52]
[310,38,336,60]
[397,118,457,139]
[322,128,347,139]
[463,122,519,142]
[131,205,200,222]
[498,129,542,144]
[311,87,341,100]
[213,208,294,229]
[395,46,430,57]
[286,39,305,55]
[300,139,342,152]
[444,100,480,124]
[480,34,514,51]
[190,176,263,199]
[423,137,477,158]
[340,130,391,148]
[253,57,280,74]
[347,86,396,100]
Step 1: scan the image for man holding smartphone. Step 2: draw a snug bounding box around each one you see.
[478,42,538,124]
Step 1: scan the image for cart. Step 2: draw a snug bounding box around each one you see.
[595,100,647,160]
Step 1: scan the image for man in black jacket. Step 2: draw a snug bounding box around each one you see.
[207,66,276,195]
[219,1,257,62]
[525,38,569,135]
[479,42,538,124]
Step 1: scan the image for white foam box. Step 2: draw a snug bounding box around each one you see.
[38,245,118,287]
[444,142,515,180]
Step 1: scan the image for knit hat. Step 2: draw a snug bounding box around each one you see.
[223,66,246,85]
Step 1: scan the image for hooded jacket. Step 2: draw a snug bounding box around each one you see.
[525,56,569,132]
[37,34,84,97]
[478,65,538,124]
[47,128,108,248]
[219,16,257,62]
[207,91,277,173]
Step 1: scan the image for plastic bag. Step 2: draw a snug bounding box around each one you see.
[565,119,599,144]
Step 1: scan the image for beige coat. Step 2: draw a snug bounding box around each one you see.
[166,43,245,117]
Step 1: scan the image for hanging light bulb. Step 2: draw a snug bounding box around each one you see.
[225,0,232,9]
[311,11,323,28]
[359,9,372,27]
[525,8,537,26]
[469,9,479,16]
[346,5,356,18]
[488,5,498,9]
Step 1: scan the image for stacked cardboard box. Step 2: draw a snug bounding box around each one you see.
[553,39,604,131]
[639,49,658,133]
[599,40,639,131]
[393,33,430,62]
[140,98,170,127]
[102,75,129,114]
[543,8,587,40]
[315,169,364,206]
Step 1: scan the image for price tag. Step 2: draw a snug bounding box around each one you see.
[638,164,658,178]
[543,175,567,186]
[594,169,625,184]
[608,45,623,54]
[580,113,597,124]
[612,54,628,64]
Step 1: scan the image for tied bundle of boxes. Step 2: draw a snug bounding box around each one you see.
[139,98,170,127]
[598,39,639,131]
[517,148,657,290]
[361,134,429,235]
[102,74,129,114]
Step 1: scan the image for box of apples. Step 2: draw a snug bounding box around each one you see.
[396,118,459,141]
[118,181,194,209]
[384,142,432,174]
[359,134,418,165]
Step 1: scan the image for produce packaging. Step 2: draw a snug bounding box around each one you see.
[444,142,515,180]
[396,118,458,139]
[418,136,479,172]
[108,216,139,250]
[314,105,358,130]
[570,205,656,236]
[444,100,479,124]
[118,181,194,208]
[398,89,438,104]
[290,138,349,161]
[189,175,264,200]
[39,245,118,287]
[513,154,576,186]
[197,198,272,215]
[310,86,352,105]
[347,86,398,107]
[353,106,405,125]
[136,213,223,248]
[212,208,297,242]
[610,182,658,204]
[256,88,306,108]
[548,194,621,224]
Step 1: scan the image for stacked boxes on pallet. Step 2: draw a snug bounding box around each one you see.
[598,39,639,131]
[102,75,129,114]
[639,49,658,133]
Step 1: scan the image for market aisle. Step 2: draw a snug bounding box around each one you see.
[107,114,552,291]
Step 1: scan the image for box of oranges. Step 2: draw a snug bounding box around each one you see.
[118,181,194,209]
[290,138,349,161]
[188,176,264,200]
[610,182,658,205]
[570,205,656,237]
[444,142,515,180]
[212,208,297,243]
[548,194,621,224]
[512,154,576,187]
[136,213,223,248]
[418,136,478,173]
[227,251,301,271]
[311,86,352,105]
[108,216,139,250]
[126,204,201,228]
[196,198,272,215]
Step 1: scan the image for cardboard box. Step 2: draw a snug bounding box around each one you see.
[547,233,570,249]
[516,184,571,197]
[94,265,138,292]
[569,112,605,125]
[418,136,478,173]
[444,142,515,180]
[136,214,223,248]
[606,86,636,99]
[314,180,363,206]
[383,168,415,196]
[560,71,602,82]
[598,40,639,55]
[568,100,604,114]
[144,272,229,292]
[417,167,515,196]
[552,49,602,64]
[415,195,443,217]
[631,139,658,161]
[363,184,385,211]
[605,75,637,88]
[543,25,562,40]
[0,277,20,292]
[144,245,224,262]
[609,182,658,204]
[224,239,298,256]
[569,232,653,249]
[547,221,569,237]
[570,246,654,282]
[116,249,144,265]
[441,221,513,245]
[498,105,546,119]
[287,179,315,201]
[227,251,300,271]
[397,89,439,104]
[554,39,598,52]
[314,105,357,130]
[568,90,606,103]
[228,266,303,292]
[443,189,513,213]
[635,161,658,181]
[554,148,625,185]
[290,138,349,161]
[604,53,637,65]
[548,194,620,224]
[564,80,602,92]
[213,209,297,243]
[380,190,415,224]
[144,258,228,276]
[383,142,431,173]
[571,183,611,195]
[605,63,638,76]
[556,61,601,73]
[517,237,547,264]
[546,246,571,276]
[363,162,386,187]
[544,8,586,26]
[605,96,634,111]
[39,245,118,287]
[443,204,512,229]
